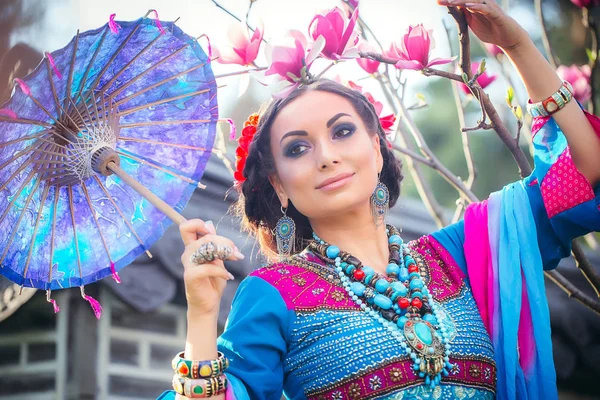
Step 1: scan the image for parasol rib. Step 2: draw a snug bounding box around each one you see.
[117,88,211,117]
[81,181,115,272]
[118,119,214,128]
[116,149,206,188]
[66,27,109,116]
[0,116,52,127]
[0,141,54,192]
[0,140,47,171]
[61,30,79,119]
[67,186,84,280]
[94,32,163,97]
[93,175,152,258]
[0,129,53,148]
[0,178,43,266]
[107,43,193,100]
[19,183,51,289]
[118,137,208,152]
[48,182,60,285]
[78,22,143,107]
[0,171,37,229]
[113,62,209,107]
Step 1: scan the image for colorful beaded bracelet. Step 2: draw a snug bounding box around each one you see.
[172,374,228,398]
[171,351,230,379]
[526,80,574,118]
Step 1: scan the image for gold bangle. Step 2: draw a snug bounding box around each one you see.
[171,374,228,398]
[171,351,230,379]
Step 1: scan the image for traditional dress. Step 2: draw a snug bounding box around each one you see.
[159,110,600,400]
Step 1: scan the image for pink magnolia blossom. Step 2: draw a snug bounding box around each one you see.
[571,0,600,8]
[264,31,325,97]
[356,41,380,74]
[458,62,497,95]
[557,64,592,103]
[385,24,455,70]
[308,6,359,60]
[484,43,504,57]
[214,22,264,66]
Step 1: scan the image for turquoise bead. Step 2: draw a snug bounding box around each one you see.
[375,279,390,294]
[362,266,374,277]
[423,314,437,324]
[374,294,392,310]
[411,291,423,299]
[389,235,402,245]
[386,263,399,275]
[362,266,375,284]
[397,316,408,329]
[409,279,424,290]
[409,272,420,279]
[414,322,433,345]
[345,264,356,275]
[350,282,366,296]
[326,245,340,258]
[391,282,408,296]
[399,268,409,281]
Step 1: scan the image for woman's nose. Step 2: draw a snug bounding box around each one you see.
[316,140,340,170]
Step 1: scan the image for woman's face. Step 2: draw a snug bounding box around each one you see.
[269,90,383,220]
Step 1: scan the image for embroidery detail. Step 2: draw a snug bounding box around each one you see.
[348,383,362,399]
[389,367,403,382]
[292,275,307,286]
[469,364,482,379]
[331,291,345,302]
[369,375,382,390]
[306,356,496,399]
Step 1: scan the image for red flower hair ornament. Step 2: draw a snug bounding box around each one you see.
[234,113,260,185]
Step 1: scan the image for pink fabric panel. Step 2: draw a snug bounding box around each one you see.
[409,236,466,303]
[540,147,595,218]
[250,263,360,312]
[463,200,494,337]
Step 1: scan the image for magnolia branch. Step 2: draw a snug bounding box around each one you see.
[449,7,600,307]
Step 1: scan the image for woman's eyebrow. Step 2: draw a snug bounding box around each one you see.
[280,130,307,145]
[326,113,350,128]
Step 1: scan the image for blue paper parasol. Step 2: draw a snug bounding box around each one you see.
[0,13,218,317]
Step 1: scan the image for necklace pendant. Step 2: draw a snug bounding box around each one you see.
[404,319,446,379]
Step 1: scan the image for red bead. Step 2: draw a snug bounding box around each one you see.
[398,298,410,309]
[353,269,365,281]
[408,265,419,273]
[411,298,423,309]
[417,343,423,350]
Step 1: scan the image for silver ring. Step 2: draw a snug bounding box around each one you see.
[190,242,233,265]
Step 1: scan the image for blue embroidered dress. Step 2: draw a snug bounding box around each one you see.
[159,111,600,400]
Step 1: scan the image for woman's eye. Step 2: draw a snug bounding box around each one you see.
[286,143,309,157]
[333,124,356,138]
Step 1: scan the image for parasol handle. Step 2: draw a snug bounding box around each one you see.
[106,161,187,225]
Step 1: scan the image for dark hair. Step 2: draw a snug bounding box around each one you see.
[233,79,404,260]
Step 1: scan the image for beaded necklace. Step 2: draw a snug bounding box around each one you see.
[309,225,454,388]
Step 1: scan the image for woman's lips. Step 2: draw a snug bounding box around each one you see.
[316,173,355,191]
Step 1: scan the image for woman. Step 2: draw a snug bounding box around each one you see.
[160,1,600,399]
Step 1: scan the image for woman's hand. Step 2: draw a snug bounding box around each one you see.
[179,219,244,316]
[437,0,530,51]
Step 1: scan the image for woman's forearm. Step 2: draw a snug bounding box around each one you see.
[175,310,225,400]
[504,37,600,185]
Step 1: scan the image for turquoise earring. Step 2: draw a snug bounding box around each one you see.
[371,177,389,226]
[275,206,296,260]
